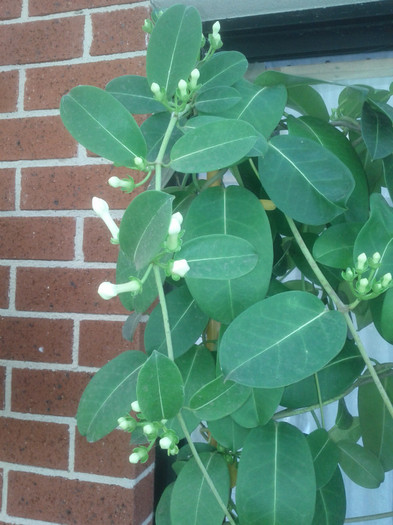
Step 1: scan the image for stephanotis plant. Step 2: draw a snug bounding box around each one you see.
[59,4,393,524]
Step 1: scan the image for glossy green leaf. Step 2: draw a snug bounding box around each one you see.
[170,452,230,525]
[337,440,385,488]
[105,75,166,113]
[307,429,339,489]
[338,85,368,119]
[255,70,329,88]
[358,375,393,471]
[146,4,202,97]
[259,134,355,225]
[313,223,363,269]
[155,483,174,525]
[335,398,354,430]
[362,101,393,160]
[329,417,362,445]
[136,351,184,421]
[122,312,143,342]
[170,119,257,173]
[179,234,258,280]
[60,86,147,167]
[144,286,209,358]
[370,287,393,343]
[207,416,250,451]
[195,86,241,114]
[166,345,216,438]
[220,291,347,388]
[312,467,346,525]
[237,422,316,525]
[119,190,173,270]
[77,350,146,442]
[354,193,393,279]
[287,115,369,223]
[183,186,273,323]
[189,375,250,421]
[287,84,329,121]
[281,339,364,409]
[222,80,287,138]
[231,386,283,428]
[198,50,248,91]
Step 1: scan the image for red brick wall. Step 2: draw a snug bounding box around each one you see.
[0,1,154,523]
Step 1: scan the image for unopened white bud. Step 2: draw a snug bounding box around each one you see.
[178,79,188,99]
[131,400,141,412]
[168,213,183,235]
[355,252,368,272]
[159,436,172,450]
[134,156,144,168]
[143,424,155,435]
[357,277,369,293]
[381,273,392,288]
[171,259,190,279]
[92,197,119,241]
[212,21,220,35]
[372,252,381,264]
[108,176,122,188]
[98,279,141,300]
[129,452,140,464]
[151,82,160,95]
[189,68,200,89]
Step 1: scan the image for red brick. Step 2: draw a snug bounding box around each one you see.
[0,368,5,409]
[12,369,92,417]
[91,7,149,56]
[0,169,15,210]
[0,71,18,112]
[84,217,120,263]
[25,57,146,110]
[0,217,75,260]
[79,320,144,367]
[29,0,143,16]
[0,266,10,309]
[0,0,22,20]
[75,429,154,478]
[0,317,73,363]
[0,418,68,468]
[21,165,142,210]
[8,470,154,524]
[0,17,84,66]
[0,116,77,161]
[16,267,128,314]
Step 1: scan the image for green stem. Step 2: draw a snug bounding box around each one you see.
[153,264,174,361]
[154,112,178,191]
[314,373,325,428]
[177,413,236,525]
[286,215,393,420]
[345,510,393,523]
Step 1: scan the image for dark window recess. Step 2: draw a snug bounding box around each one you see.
[201,1,393,62]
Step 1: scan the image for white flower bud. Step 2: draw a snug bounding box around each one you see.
[92,197,119,241]
[151,82,160,95]
[381,273,392,288]
[178,79,188,99]
[355,252,368,272]
[131,400,141,412]
[372,252,381,264]
[212,21,220,35]
[98,279,141,300]
[159,436,172,450]
[357,277,369,293]
[143,424,155,436]
[129,452,140,464]
[108,176,135,193]
[189,68,200,89]
[108,176,122,188]
[171,259,190,279]
[168,213,183,235]
[134,156,144,168]
[118,417,130,430]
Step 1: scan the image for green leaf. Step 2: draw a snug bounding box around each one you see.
[170,452,230,525]
[155,483,174,525]
[255,70,329,88]
[237,422,316,525]
[329,417,362,445]
[106,75,166,113]
[336,398,354,430]
[313,223,363,269]
[259,135,355,225]
[195,86,241,114]
[60,86,147,167]
[77,351,146,442]
[362,101,393,160]
[312,467,346,525]
[207,416,250,451]
[179,234,258,280]
[287,85,329,121]
[141,112,183,163]
[231,387,283,428]
[370,287,393,344]
[170,119,257,173]
[358,375,393,471]
[198,51,248,91]
[146,4,202,97]
[281,339,364,409]
[383,153,393,202]
[136,351,184,421]
[189,375,250,421]
[337,440,385,488]
[338,85,368,119]
[220,291,347,388]
[122,312,143,342]
[287,115,369,223]
[119,190,173,270]
[354,193,393,279]
[144,286,209,358]
[222,80,287,138]
[183,186,273,323]
[306,429,339,489]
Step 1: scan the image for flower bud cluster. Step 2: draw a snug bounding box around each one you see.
[118,400,180,465]
[342,252,393,301]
